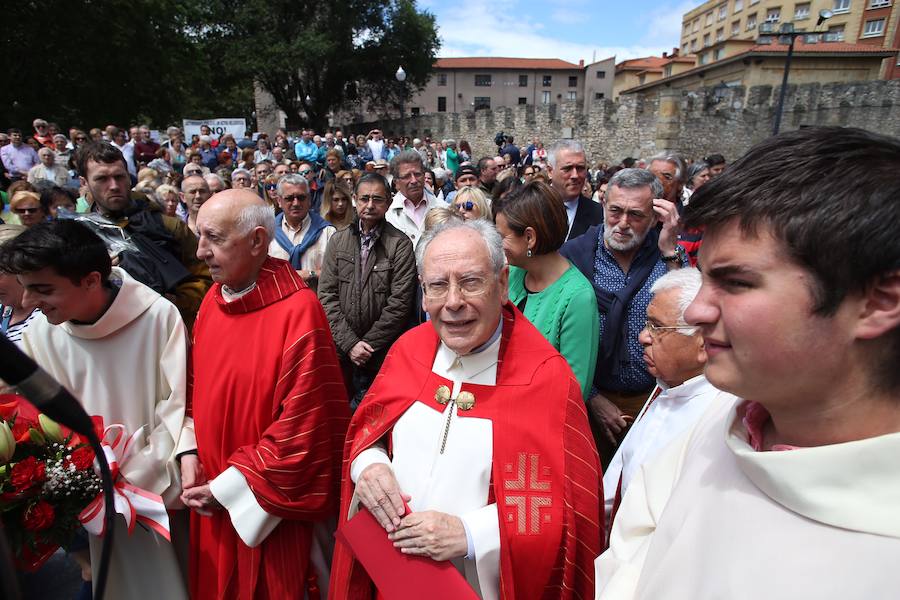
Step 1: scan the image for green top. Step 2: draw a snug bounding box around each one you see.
[508,263,599,399]
[445,147,459,175]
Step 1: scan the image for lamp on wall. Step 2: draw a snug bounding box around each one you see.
[395,66,407,135]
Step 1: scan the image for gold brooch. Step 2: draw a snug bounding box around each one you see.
[435,385,451,405]
[433,386,476,411]
[456,391,475,411]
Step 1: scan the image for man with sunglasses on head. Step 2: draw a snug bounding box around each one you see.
[318,173,417,409]
[268,173,335,292]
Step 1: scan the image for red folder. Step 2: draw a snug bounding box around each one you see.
[335,506,480,600]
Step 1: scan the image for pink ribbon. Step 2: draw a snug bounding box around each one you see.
[78,422,171,541]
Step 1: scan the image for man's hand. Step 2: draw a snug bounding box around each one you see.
[349,341,374,366]
[180,454,205,490]
[181,484,222,516]
[356,463,408,532]
[652,198,680,256]
[389,511,468,561]
[588,393,631,445]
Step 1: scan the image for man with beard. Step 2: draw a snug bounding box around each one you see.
[561,168,684,465]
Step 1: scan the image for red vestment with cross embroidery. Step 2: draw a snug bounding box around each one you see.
[329,303,603,600]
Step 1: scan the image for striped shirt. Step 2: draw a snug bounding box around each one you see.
[1,306,39,345]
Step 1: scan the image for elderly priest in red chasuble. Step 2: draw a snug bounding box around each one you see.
[330,219,603,600]
[184,189,350,599]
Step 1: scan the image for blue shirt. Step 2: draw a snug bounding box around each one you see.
[294,139,318,162]
[592,239,670,393]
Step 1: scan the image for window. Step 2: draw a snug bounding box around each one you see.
[833,0,850,12]
[794,3,810,18]
[542,75,552,86]
[704,33,711,46]
[746,14,757,28]
[719,4,728,19]
[474,74,492,86]
[698,52,708,65]
[519,74,528,86]
[869,0,891,6]
[691,38,699,51]
[715,48,726,60]
[596,70,606,79]
[682,42,689,53]
[437,97,447,112]
[437,73,447,86]
[595,92,605,100]
[716,27,725,41]
[827,24,846,40]
[568,76,578,87]
[684,22,691,33]
[706,11,714,25]
[664,65,673,77]
[750,0,759,4]
[411,107,420,116]
[693,18,700,32]
[734,0,743,11]
[732,20,741,34]
[473,96,491,110]
[863,18,885,35]
[541,91,551,104]
[518,97,527,105]
[639,74,647,84]
[765,8,781,22]
[567,91,577,100]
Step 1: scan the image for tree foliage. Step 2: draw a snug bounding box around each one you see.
[201,0,440,130]
[0,0,436,132]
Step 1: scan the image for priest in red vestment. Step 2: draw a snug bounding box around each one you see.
[184,189,351,599]
[329,219,603,600]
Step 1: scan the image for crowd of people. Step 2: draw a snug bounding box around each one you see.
[1,116,898,600]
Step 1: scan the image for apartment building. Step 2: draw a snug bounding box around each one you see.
[679,0,899,77]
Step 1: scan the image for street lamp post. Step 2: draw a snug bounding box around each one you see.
[395,66,407,139]
[759,9,832,135]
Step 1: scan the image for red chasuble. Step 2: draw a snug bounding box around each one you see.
[190,257,350,599]
[329,303,603,600]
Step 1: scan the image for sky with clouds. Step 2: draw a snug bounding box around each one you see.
[420,0,699,64]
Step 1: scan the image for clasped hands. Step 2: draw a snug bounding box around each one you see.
[356,463,467,561]
[179,454,221,516]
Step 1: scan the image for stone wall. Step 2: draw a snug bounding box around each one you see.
[339,79,900,163]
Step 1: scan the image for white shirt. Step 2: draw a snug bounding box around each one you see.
[602,375,720,521]
[350,330,504,600]
[267,214,336,273]
[564,197,579,236]
[386,189,443,248]
[367,139,385,161]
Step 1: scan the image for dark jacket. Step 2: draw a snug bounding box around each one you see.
[98,195,212,331]
[566,195,604,242]
[318,220,417,371]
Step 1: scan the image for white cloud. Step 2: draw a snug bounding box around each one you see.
[639,0,697,47]
[435,0,674,65]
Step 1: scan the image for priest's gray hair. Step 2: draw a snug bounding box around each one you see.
[649,268,702,334]
[416,219,505,277]
[547,139,585,168]
[275,173,309,196]
[235,202,276,242]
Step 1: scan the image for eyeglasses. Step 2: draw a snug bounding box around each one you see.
[422,276,492,300]
[455,201,475,211]
[298,169,312,176]
[643,319,695,339]
[282,194,308,203]
[75,137,87,141]
[14,207,42,215]
[357,194,387,205]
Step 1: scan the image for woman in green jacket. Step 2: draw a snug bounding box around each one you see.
[495,181,599,399]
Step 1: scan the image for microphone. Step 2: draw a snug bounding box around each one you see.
[0,334,114,600]
[0,334,94,438]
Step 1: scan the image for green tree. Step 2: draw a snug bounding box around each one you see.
[202,0,440,131]
[0,0,251,131]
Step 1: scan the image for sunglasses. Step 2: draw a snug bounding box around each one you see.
[298,170,312,176]
[265,184,278,191]
[14,207,42,214]
[455,201,475,211]
[282,194,308,203]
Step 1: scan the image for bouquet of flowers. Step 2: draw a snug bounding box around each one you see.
[0,396,101,571]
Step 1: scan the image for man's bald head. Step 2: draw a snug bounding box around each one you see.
[196,189,275,290]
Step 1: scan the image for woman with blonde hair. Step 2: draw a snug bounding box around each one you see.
[320,180,354,228]
[9,191,46,227]
[451,186,490,220]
